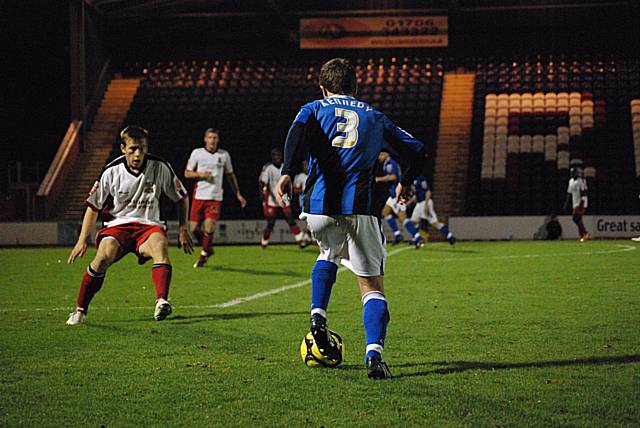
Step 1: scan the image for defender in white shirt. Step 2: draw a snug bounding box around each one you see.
[564,166,589,242]
[66,126,194,325]
[185,128,246,267]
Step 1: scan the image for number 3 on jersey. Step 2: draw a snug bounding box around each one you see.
[332,108,359,148]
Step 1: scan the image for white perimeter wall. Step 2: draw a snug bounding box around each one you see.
[449,215,640,240]
[0,223,59,245]
[0,220,308,246]
[1,216,640,246]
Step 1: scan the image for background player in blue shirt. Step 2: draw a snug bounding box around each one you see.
[275,58,426,379]
[410,175,456,245]
[376,151,424,248]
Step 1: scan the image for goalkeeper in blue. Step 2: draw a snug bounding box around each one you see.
[275,58,426,379]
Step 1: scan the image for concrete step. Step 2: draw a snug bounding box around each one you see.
[433,73,475,220]
[103,96,137,102]
[101,97,135,102]
[58,77,138,219]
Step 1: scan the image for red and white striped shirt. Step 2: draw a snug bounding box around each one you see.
[86,154,187,227]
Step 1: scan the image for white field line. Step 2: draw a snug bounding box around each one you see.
[1,244,635,313]
[422,243,637,263]
[193,245,413,309]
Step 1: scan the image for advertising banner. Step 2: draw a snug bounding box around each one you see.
[300,16,448,49]
[449,216,640,240]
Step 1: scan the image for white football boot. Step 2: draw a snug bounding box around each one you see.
[66,309,85,326]
[154,298,173,321]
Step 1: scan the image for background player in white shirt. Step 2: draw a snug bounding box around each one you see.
[66,126,194,325]
[292,160,308,210]
[292,160,312,244]
[564,166,589,242]
[185,128,246,267]
[259,148,310,249]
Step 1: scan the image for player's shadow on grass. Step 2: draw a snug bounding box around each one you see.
[394,354,640,378]
[206,265,306,278]
[166,311,307,324]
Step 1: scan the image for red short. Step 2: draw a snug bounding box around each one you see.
[572,206,586,215]
[263,204,292,218]
[96,222,166,264]
[190,199,222,222]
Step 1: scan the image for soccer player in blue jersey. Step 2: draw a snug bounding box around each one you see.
[410,175,456,245]
[376,151,424,248]
[275,58,426,379]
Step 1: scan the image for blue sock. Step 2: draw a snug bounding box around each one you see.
[310,260,337,318]
[385,215,400,236]
[362,291,390,360]
[438,224,450,238]
[403,219,421,240]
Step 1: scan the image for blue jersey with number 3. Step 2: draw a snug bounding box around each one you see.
[290,95,424,215]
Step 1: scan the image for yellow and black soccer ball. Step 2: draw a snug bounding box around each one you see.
[300,330,344,368]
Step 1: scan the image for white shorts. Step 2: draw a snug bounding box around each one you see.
[410,199,438,224]
[301,213,387,277]
[385,196,406,214]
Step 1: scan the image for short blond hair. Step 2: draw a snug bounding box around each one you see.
[120,125,149,145]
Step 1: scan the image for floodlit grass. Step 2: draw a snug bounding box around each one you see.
[1,240,639,427]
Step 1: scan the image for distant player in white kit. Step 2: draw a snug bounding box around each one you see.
[292,160,309,210]
[185,128,247,267]
[564,166,589,242]
[293,160,312,242]
[66,126,194,325]
[259,148,310,249]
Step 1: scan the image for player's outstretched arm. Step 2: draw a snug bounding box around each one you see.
[68,206,99,264]
[184,169,211,180]
[375,173,398,183]
[178,196,194,254]
[225,172,247,208]
[275,175,292,208]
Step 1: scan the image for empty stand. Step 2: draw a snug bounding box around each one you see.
[467,54,640,215]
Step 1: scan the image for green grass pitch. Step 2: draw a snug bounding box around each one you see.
[1,240,639,427]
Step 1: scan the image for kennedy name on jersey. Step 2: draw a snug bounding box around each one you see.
[318,98,373,111]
